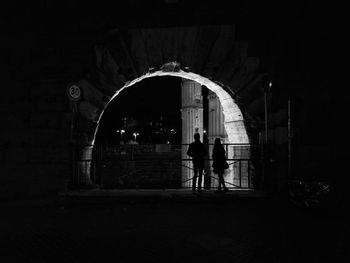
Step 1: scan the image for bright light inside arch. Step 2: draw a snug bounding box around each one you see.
[92,70,249,145]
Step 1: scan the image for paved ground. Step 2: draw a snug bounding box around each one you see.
[0,191,348,263]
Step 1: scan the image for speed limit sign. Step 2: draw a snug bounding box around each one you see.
[66,83,82,101]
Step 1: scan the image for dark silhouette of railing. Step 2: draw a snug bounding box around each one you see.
[72,144,264,190]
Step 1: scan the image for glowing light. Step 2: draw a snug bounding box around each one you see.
[133,132,139,140]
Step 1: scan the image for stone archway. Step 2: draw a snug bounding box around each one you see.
[93,70,249,146]
[71,25,265,187]
[78,68,249,187]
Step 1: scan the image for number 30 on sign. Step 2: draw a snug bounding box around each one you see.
[66,83,82,101]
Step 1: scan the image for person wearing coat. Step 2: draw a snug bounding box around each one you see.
[187,133,207,192]
[212,138,229,193]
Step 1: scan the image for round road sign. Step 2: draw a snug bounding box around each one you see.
[67,83,82,101]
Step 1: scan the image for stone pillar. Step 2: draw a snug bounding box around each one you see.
[78,146,93,185]
[208,91,227,142]
[208,91,227,188]
[208,91,234,188]
[181,79,203,188]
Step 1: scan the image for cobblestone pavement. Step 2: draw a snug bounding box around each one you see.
[0,195,348,263]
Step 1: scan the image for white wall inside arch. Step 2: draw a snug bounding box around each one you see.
[92,70,249,145]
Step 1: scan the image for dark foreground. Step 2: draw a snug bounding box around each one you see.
[0,193,348,263]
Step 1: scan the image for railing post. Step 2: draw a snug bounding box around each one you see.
[248,160,250,188]
[288,99,292,181]
[239,160,242,188]
[161,159,165,190]
[77,159,79,186]
[261,143,265,190]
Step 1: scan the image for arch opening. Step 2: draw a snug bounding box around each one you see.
[93,70,249,146]
[81,70,251,188]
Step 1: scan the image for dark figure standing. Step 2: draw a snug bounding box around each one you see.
[187,133,206,192]
[212,138,229,193]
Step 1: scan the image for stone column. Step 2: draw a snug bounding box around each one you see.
[79,145,93,185]
[181,79,203,188]
[207,91,235,188]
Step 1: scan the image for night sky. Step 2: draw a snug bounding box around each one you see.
[96,76,182,144]
[111,76,182,122]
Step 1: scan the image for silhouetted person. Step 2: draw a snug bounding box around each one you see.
[212,138,229,193]
[187,133,206,192]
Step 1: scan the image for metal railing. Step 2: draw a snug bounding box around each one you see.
[71,144,265,190]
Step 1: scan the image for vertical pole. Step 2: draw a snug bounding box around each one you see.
[239,160,242,188]
[288,99,291,180]
[92,159,96,185]
[161,159,165,191]
[247,160,250,188]
[70,102,75,142]
[70,102,76,187]
[260,141,265,190]
[76,101,80,187]
[72,102,79,187]
[264,92,268,143]
[261,92,268,191]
